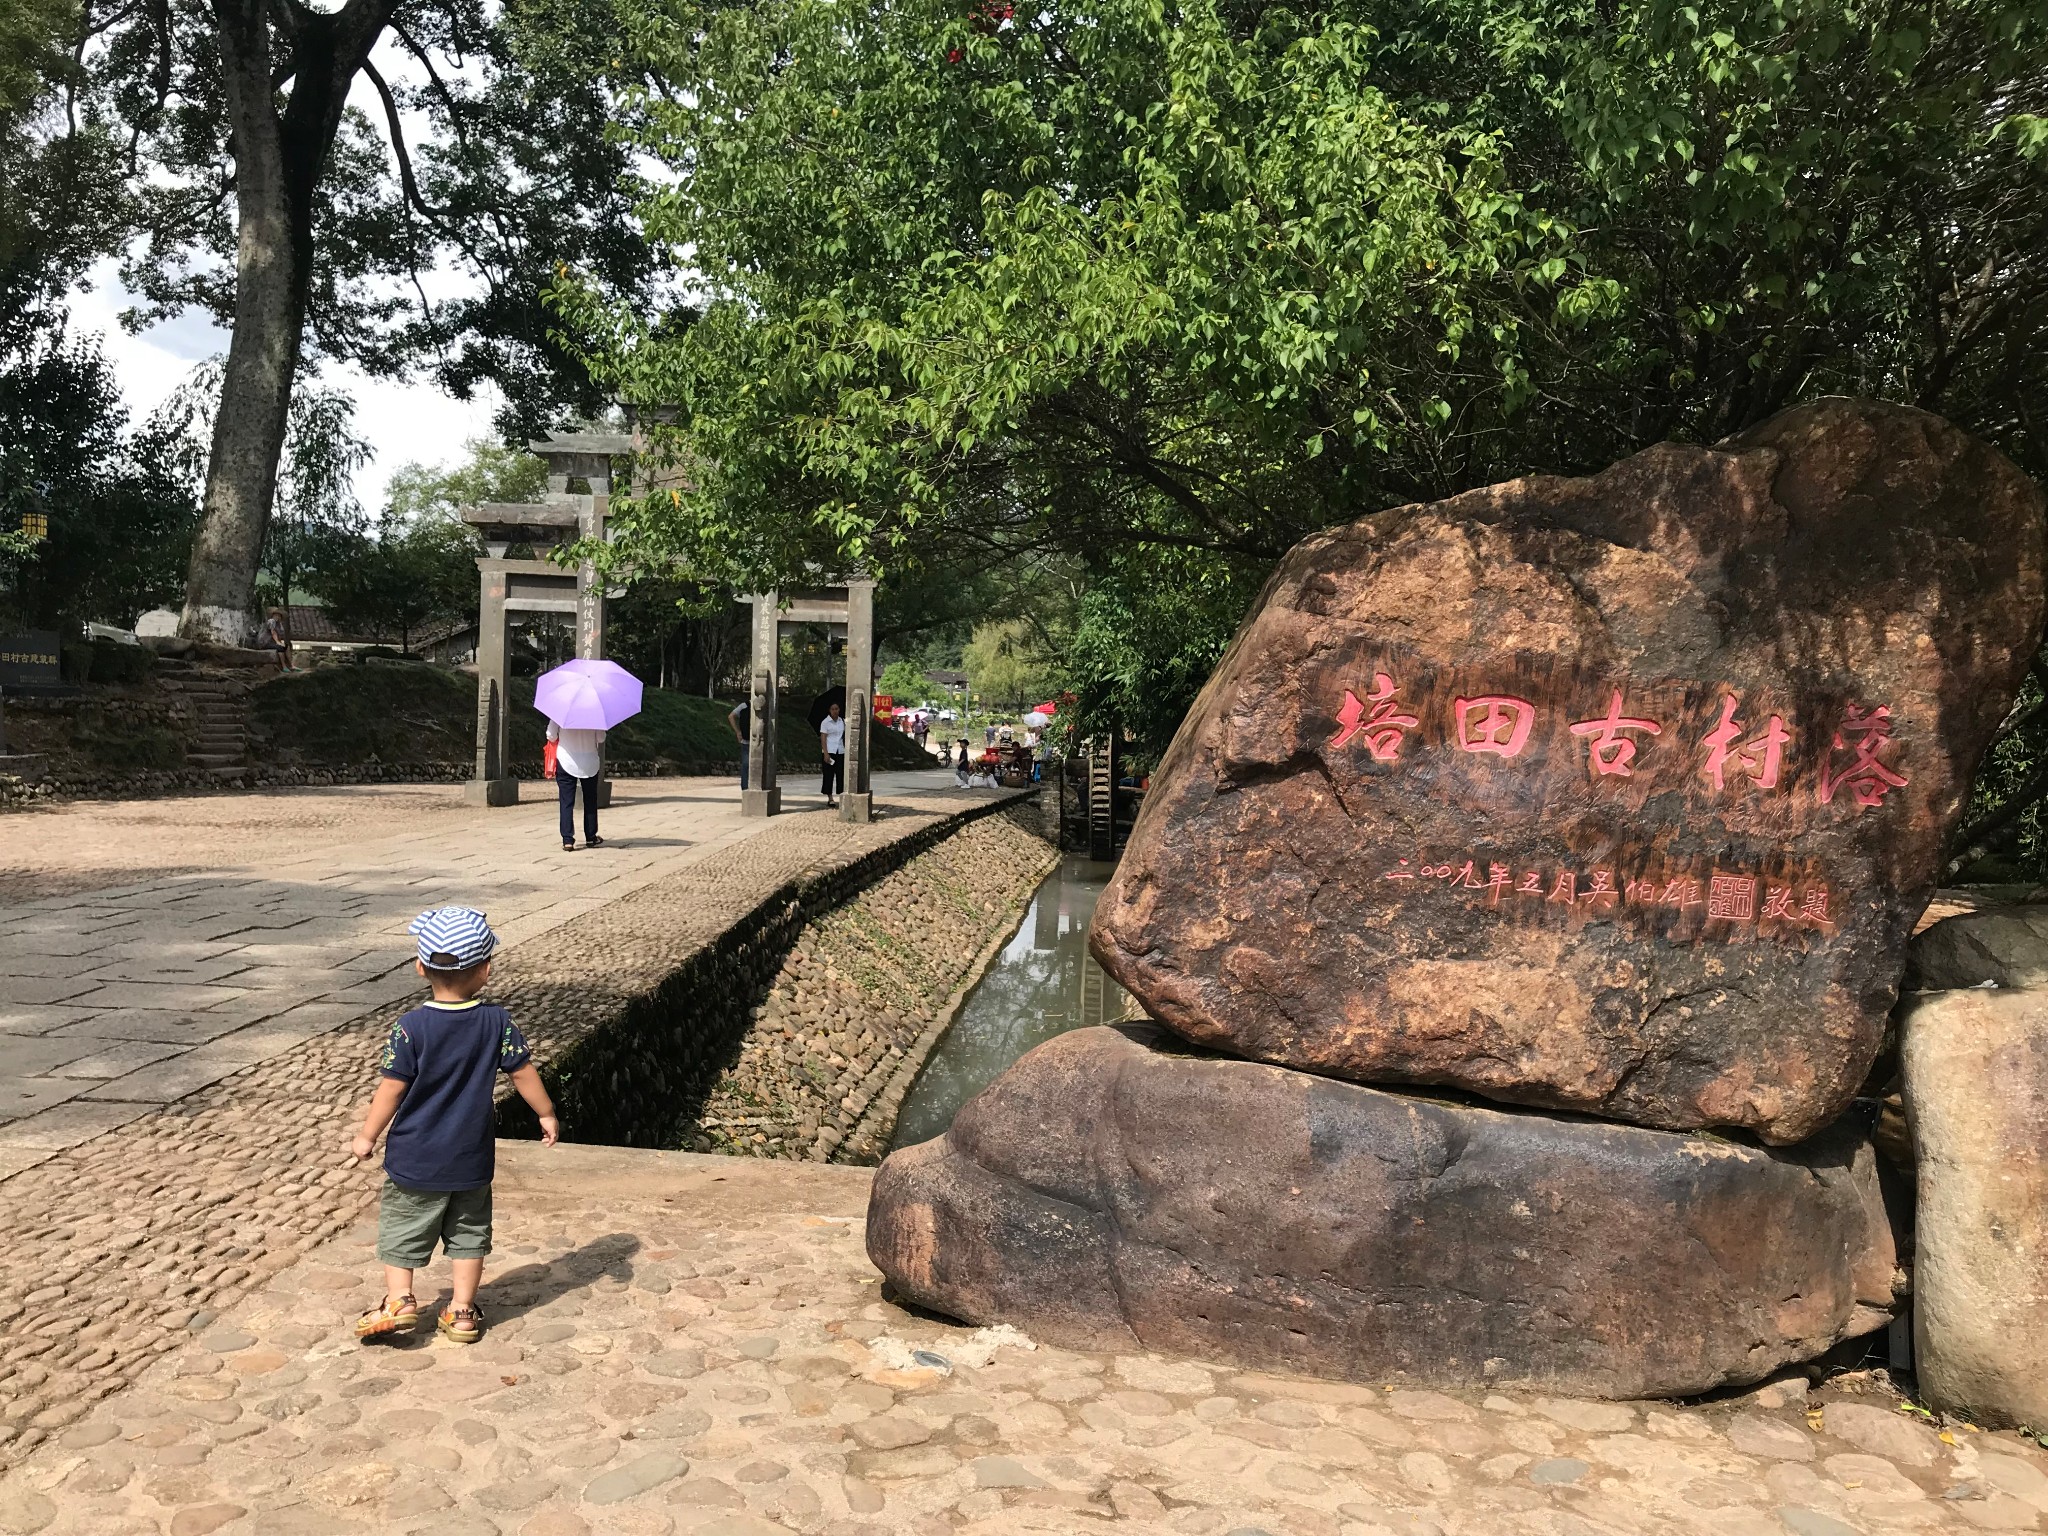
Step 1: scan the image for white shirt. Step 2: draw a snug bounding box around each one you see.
[546,721,605,779]
[821,716,846,753]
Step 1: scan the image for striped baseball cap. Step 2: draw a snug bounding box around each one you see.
[408,906,499,971]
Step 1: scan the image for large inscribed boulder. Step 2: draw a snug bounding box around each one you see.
[1898,986,2048,1427]
[868,1026,1899,1399]
[1092,400,2047,1142]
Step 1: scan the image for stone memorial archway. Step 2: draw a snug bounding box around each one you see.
[460,431,625,807]
[742,579,876,823]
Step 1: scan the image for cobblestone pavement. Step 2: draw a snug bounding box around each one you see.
[0,771,961,1176]
[1,1143,2040,1536]
[0,777,1020,1469]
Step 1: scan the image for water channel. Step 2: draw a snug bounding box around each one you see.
[887,857,1129,1152]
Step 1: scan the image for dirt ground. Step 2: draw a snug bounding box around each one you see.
[0,785,496,904]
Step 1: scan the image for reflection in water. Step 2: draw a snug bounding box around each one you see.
[888,858,1127,1151]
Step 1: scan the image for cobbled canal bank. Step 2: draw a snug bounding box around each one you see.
[683,803,1059,1164]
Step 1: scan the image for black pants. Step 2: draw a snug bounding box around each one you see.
[557,772,598,844]
[822,753,844,799]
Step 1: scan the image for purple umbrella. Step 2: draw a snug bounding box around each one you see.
[534,658,643,730]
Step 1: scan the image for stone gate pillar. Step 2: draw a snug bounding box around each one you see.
[465,572,518,806]
[743,667,779,817]
[840,578,875,823]
[742,588,782,818]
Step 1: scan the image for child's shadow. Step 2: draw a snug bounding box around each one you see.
[367,1233,642,1347]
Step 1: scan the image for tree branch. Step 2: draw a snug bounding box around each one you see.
[361,57,442,221]
[1945,754,2048,882]
[388,17,473,148]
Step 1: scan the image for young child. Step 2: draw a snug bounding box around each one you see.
[351,905,558,1344]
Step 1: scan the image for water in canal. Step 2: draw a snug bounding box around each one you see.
[888,857,1129,1152]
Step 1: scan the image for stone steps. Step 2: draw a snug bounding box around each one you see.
[162,673,254,777]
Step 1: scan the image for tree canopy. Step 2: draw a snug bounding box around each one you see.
[3,0,654,640]
[569,0,2048,756]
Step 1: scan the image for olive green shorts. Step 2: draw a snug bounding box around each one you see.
[376,1179,493,1267]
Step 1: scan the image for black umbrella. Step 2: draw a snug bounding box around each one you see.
[806,686,847,730]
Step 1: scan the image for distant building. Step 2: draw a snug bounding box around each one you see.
[284,605,476,664]
[923,669,968,691]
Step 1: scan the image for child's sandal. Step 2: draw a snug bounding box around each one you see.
[438,1302,484,1344]
[354,1293,418,1339]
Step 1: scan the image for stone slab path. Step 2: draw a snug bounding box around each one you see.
[2,1142,2041,1536]
[0,772,960,1179]
[0,773,1021,1471]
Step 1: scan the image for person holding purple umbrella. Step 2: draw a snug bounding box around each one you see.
[546,718,605,850]
[535,658,644,851]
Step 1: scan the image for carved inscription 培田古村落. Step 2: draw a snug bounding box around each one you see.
[1326,673,1909,810]
[1316,667,1895,945]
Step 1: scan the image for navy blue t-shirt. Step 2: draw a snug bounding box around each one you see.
[380,1000,532,1191]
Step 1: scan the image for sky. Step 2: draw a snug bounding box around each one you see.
[70,259,503,516]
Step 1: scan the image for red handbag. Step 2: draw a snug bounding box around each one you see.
[543,740,558,779]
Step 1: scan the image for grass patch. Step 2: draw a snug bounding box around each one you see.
[72,719,186,772]
[250,661,932,771]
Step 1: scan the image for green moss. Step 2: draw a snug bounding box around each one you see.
[72,719,184,771]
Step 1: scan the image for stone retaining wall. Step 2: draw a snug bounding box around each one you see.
[686,806,1060,1163]
[498,797,1054,1153]
[0,758,743,809]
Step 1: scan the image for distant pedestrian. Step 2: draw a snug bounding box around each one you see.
[954,737,971,787]
[350,906,558,1347]
[546,719,606,850]
[253,607,292,671]
[820,701,846,807]
[984,723,996,748]
[729,699,750,791]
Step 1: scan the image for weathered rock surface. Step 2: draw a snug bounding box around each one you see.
[868,1025,1899,1399]
[1905,900,2048,990]
[1093,400,2048,1142]
[1899,986,2048,1427]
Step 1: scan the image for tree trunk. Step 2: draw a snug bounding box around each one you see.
[179,0,395,643]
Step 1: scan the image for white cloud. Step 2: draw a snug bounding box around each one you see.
[67,261,502,514]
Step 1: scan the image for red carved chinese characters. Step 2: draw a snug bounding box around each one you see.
[1454,696,1537,759]
[1700,694,1791,794]
[1329,674,1421,761]
[1383,854,1834,940]
[1321,674,1913,816]
[1568,690,1662,778]
[1707,873,1757,921]
[1818,704,1909,809]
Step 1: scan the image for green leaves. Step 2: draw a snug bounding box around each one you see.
[573,0,2048,757]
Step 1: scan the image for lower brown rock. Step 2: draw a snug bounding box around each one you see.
[867,1025,1898,1399]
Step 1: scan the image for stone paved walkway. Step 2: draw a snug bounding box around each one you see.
[0,774,1019,1470]
[0,771,958,1178]
[2,1143,2041,1536]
